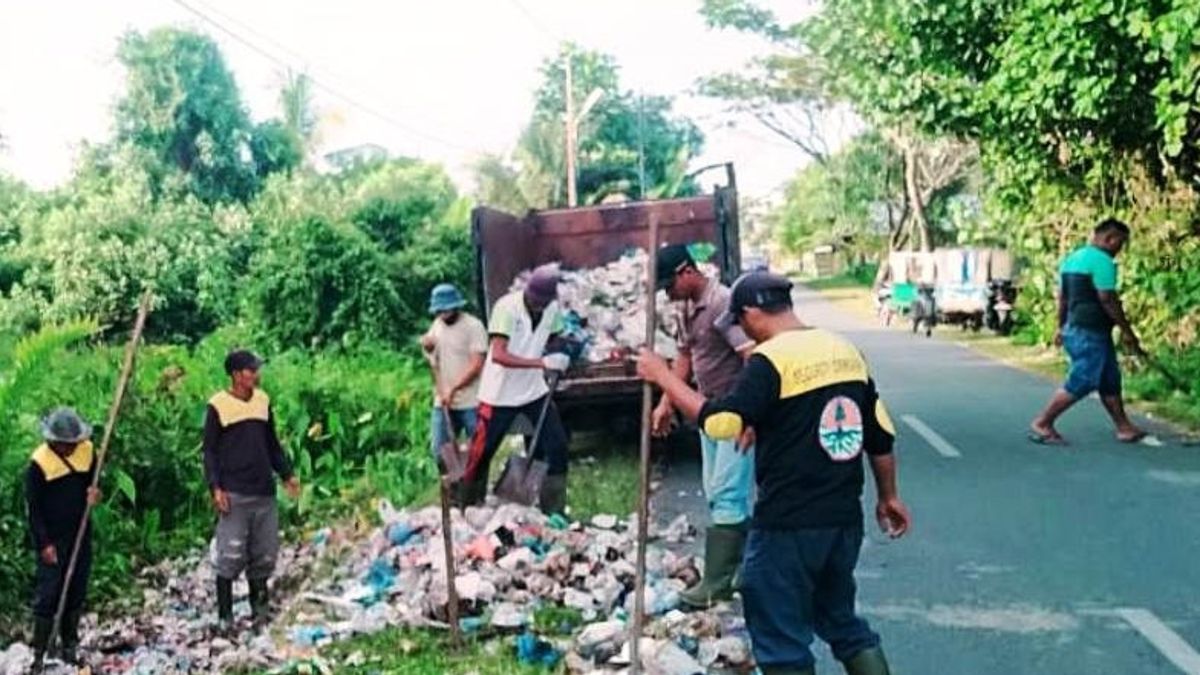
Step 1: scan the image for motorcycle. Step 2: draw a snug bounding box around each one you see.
[985,279,1017,335]
[911,284,937,337]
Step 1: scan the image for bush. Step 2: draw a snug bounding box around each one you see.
[0,326,436,635]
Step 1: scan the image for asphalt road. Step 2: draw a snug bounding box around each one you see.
[653,287,1200,675]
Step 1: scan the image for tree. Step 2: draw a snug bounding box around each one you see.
[280,70,318,152]
[249,120,304,179]
[476,44,705,209]
[114,28,257,204]
[699,1,834,163]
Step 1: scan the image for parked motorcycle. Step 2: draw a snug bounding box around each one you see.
[985,279,1017,335]
[911,284,937,337]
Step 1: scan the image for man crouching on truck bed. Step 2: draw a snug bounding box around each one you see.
[456,264,572,513]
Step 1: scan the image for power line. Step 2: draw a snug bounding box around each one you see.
[505,0,561,42]
[166,0,468,152]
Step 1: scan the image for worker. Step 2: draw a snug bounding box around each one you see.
[457,264,571,512]
[651,244,755,609]
[1029,218,1147,445]
[26,407,101,672]
[421,283,488,464]
[637,272,910,675]
[203,350,301,634]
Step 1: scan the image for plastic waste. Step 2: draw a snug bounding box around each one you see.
[515,631,562,667]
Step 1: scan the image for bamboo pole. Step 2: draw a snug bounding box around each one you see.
[49,291,153,653]
[630,216,660,673]
[424,352,463,650]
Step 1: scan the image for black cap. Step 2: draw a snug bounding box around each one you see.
[224,349,264,375]
[656,244,696,290]
[715,272,794,330]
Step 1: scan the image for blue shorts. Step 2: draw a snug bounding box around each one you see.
[1063,325,1121,398]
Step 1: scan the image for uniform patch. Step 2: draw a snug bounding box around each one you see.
[819,396,864,461]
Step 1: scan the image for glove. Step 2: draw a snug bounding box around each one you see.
[542,353,571,372]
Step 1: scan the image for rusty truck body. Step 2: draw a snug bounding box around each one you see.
[471,166,741,423]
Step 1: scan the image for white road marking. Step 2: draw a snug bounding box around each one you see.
[900,415,962,458]
[1103,608,1200,675]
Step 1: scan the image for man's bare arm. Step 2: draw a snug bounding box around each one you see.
[489,336,545,369]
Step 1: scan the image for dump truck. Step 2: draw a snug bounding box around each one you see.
[471,164,741,431]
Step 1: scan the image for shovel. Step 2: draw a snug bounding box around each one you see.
[424,354,469,482]
[493,371,561,506]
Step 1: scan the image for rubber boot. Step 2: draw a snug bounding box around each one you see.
[30,616,53,674]
[59,610,82,666]
[680,523,748,609]
[843,646,891,675]
[216,576,235,634]
[538,474,567,515]
[249,578,270,624]
[452,475,487,508]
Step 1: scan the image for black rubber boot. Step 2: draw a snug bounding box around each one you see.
[30,616,53,674]
[843,646,891,675]
[538,474,567,515]
[216,576,235,634]
[59,610,82,666]
[249,578,270,624]
[680,522,748,609]
[761,667,816,675]
[451,475,487,508]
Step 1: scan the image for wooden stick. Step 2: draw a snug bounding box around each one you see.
[439,475,463,650]
[49,291,153,651]
[630,216,660,673]
[424,351,464,650]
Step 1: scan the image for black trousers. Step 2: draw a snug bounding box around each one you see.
[33,530,91,619]
[465,396,570,481]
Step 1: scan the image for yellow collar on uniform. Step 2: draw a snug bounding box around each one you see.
[31,441,94,482]
[209,389,271,427]
[753,329,868,398]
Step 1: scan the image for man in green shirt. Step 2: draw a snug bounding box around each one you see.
[1029,218,1147,445]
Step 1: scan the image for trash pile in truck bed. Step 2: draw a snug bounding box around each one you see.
[509,249,720,364]
[0,499,755,674]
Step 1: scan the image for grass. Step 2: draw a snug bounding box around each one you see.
[261,628,559,675]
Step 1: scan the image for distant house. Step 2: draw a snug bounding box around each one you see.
[322,144,388,171]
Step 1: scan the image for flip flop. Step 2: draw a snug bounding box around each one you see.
[1027,429,1068,446]
[1117,431,1148,444]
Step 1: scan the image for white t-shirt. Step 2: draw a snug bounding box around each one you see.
[477,291,564,407]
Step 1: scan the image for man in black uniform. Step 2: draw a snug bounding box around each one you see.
[638,273,911,675]
[26,407,101,671]
[203,350,301,633]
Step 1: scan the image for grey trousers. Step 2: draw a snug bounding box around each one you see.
[215,493,280,580]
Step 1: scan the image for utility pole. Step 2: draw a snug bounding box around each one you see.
[637,93,646,200]
[565,52,577,207]
[563,49,604,208]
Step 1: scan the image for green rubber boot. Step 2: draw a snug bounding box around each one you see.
[843,646,891,675]
[538,474,567,515]
[60,610,82,666]
[249,578,271,624]
[680,522,747,609]
[30,616,53,674]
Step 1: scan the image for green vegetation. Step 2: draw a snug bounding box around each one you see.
[704,0,1200,415]
[305,628,555,675]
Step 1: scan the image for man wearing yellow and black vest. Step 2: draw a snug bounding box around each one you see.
[203,350,301,634]
[638,273,911,675]
[25,407,101,672]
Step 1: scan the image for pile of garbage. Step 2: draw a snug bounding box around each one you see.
[289,499,754,672]
[0,500,754,674]
[510,249,720,364]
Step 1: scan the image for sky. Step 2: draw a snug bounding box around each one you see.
[0,0,856,201]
